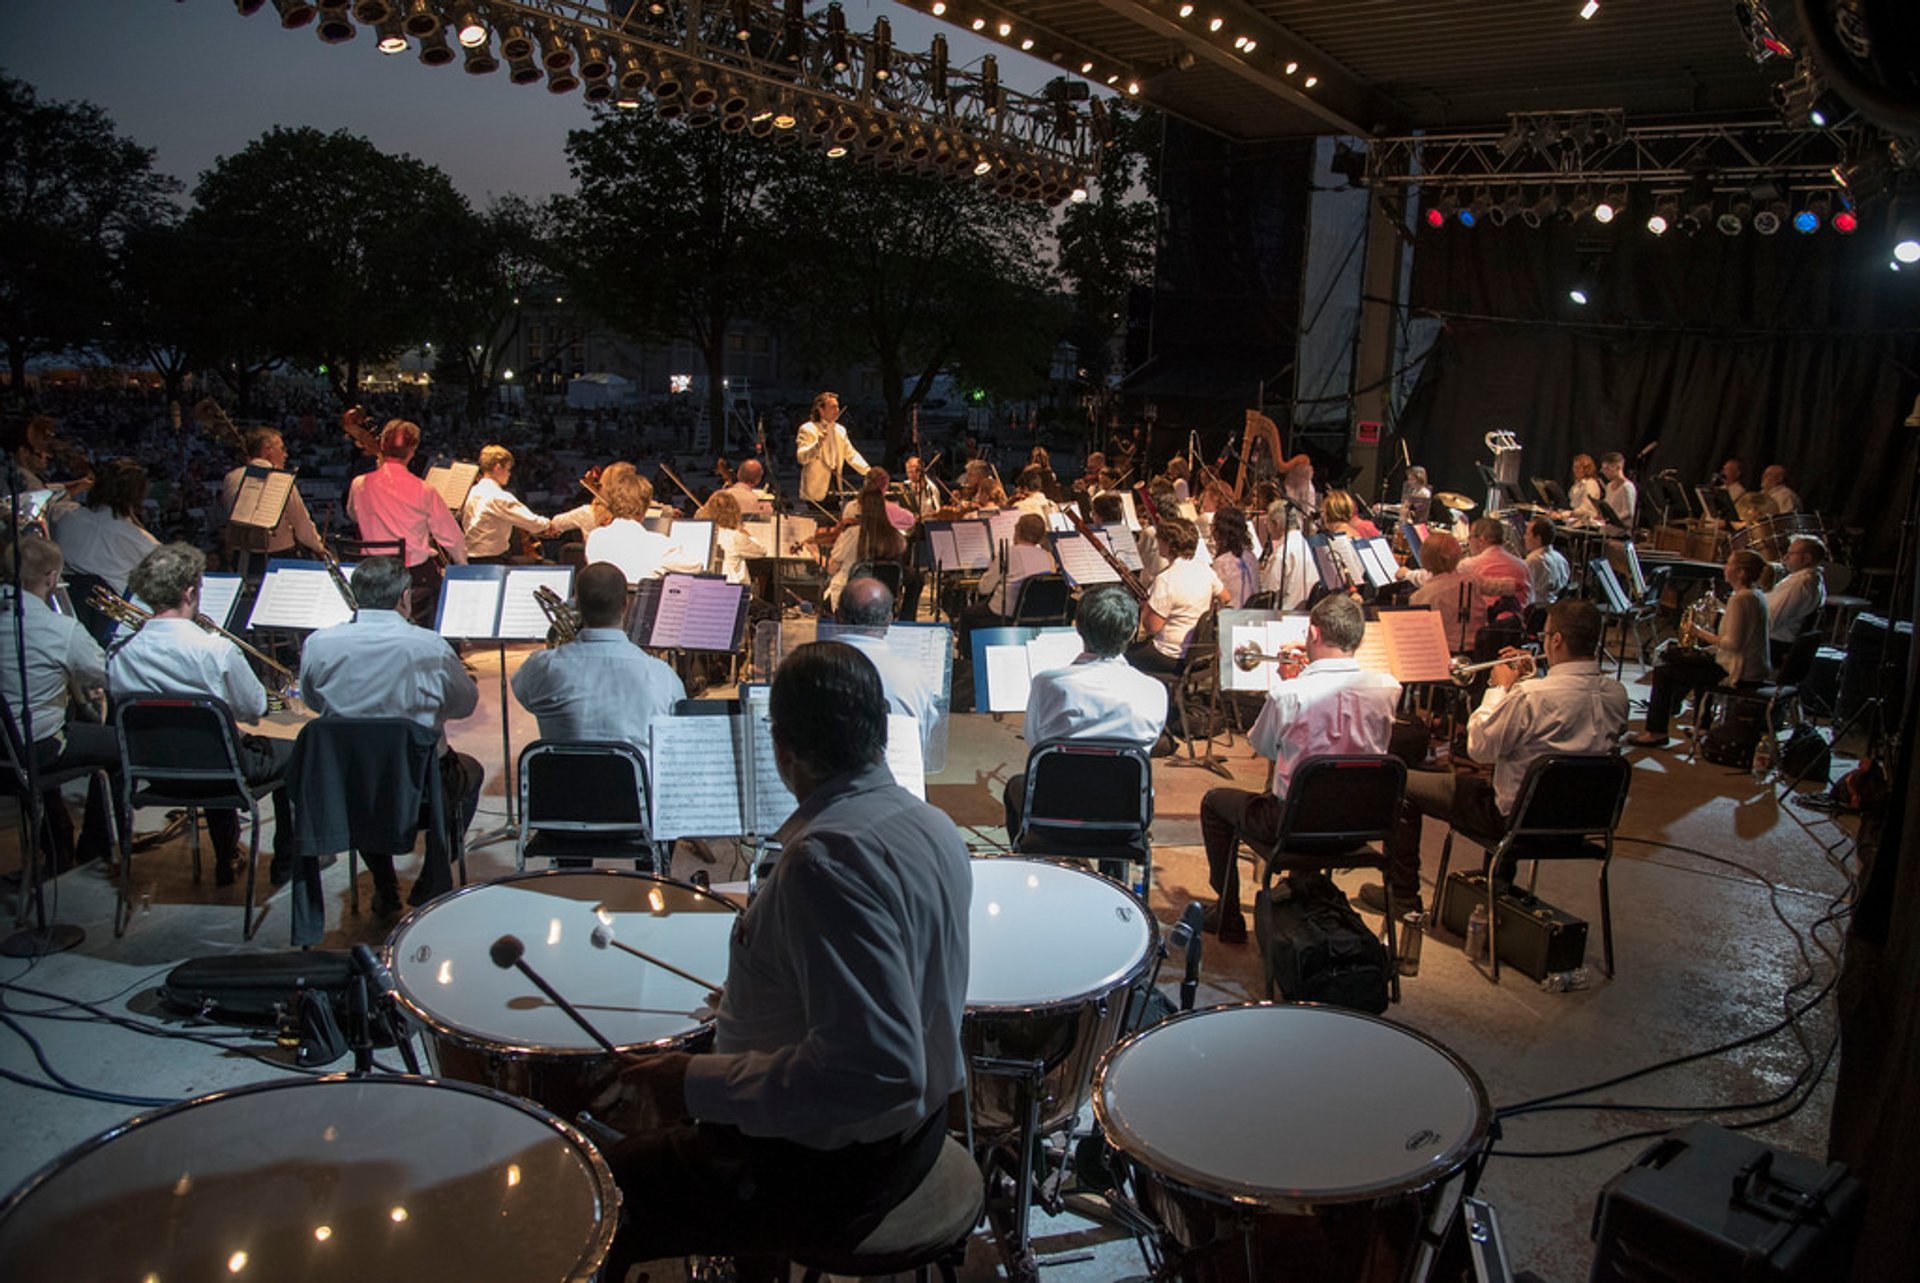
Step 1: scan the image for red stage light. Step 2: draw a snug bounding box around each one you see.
[1833,209,1858,235]
[1425,207,1445,228]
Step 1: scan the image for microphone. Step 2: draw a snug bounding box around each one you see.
[1173,901,1205,1013]
[351,943,397,1000]
[590,922,721,992]
[489,933,619,1054]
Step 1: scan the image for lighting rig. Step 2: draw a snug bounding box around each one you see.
[235,0,1108,204]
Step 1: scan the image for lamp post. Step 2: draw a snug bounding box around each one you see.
[501,368,515,415]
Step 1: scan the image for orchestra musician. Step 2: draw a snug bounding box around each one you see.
[955,459,1006,510]
[109,542,295,888]
[1127,518,1228,676]
[900,455,940,518]
[1401,465,1433,525]
[1459,517,1532,611]
[1568,453,1604,521]
[1631,549,1770,749]
[221,427,323,562]
[1363,599,1627,915]
[1201,595,1402,941]
[586,467,692,585]
[796,391,871,503]
[1524,517,1570,604]
[1261,488,1315,611]
[834,577,941,761]
[1599,452,1637,528]
[720,458,773,516]
[1766,536,1827,661]
[840,469,916,533]
[344,414,467,627]
[1760,464,1799,515]
[299,556,483,916]
[1319,490,1379,540]
[0,534,121,870]
[824,491,910,613]
[1209,507,1260,608]
[1717,459,1747,501]
[52,458,159,647]
[1074,451,1107,494]
[697,491,770,584]
[1010,466,1054,518]
[957,512,1056,653]
[592,640,970,1283]
[1003,585,1168,835]
[1408,531,1475,653]
[6,415,92,513]
[461,445,557,564]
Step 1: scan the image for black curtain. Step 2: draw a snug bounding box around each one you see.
[1395,198,1920,547]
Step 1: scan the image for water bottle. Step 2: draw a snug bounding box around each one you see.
[1751,733,1774,784]
[1539,966,1592,993]
[1397,911,1425,977]
[1464,904,1489,962]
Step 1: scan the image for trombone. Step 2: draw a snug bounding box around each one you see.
[88,584,298,697]
[1448,652,1537,685]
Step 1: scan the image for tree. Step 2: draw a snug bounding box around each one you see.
[430,195,560,427]
[1056,98,1159,387]
[771,156,1065,464]
[188,127,470,405]
[111,221,210,415]
[554,107,791,443]
[0,75,180,393]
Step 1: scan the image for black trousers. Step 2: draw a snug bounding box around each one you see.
[405,559,443,629]
[1643,650,1732,736]
[603,1109,946,1283]
[1199,789,1282,922]
[203,735,295,871]
[1385,769,1507,901]
[1125,640,1184,676]
[356,749,483,902]
[32,725,123,865]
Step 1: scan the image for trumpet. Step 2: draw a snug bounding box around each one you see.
[88,584,299,698]
[1233,642,1309,673]
[534,585,580,647]
[1449,652,1537,685]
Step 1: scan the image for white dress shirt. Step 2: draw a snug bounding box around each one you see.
[585,519,689,585]
[977,542,1058,615]
[1145,555,1224,659]
[901,478,940,517]
[347,460,467,568]
[711,526,769,584]
[0,589,106,744]
[1766,567,1824,643]
[1212,551,1260,608]
[549,502,600,538]
[1411,572,1477,652]
[1527,546,1570,604]
[222,459,320,555]
[836,631,940,761]
[461,476,547,558]
[1013,491,1053,520]
[1568,477,1604,521]
[299,610,479,742]
[1765,484,1799,515]
[683,760,970,1149]
[796,420,871,503]
[51,507,157,588]
[1025,654,1168,748]
[1467,658,1628,815]
[1249,656,1402,797]
[511,628,686,769]
[109,616,268,723]
[1260,526,1314,611]
[1604,478,1638,527]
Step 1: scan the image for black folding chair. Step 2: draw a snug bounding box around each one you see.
[1009,574,1072,627]
[112,697,277,940]
[1434,753,1633,981]
[1013,738,1153,896]
[0,698,117,924]
[516,740,660,874]
[1241,755,1409,1002]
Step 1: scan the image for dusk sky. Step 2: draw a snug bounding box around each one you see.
[10,1,1077,206]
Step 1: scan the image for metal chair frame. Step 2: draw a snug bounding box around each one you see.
[1014,737,1154,897]
[515,739,659,875]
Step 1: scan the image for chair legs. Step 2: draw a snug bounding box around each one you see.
[1598,852,1616,977]
[240,803,262,942]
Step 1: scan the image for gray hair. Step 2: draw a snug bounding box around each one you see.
[1075,586,1140,657]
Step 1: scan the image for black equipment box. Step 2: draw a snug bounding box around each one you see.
[1589,1123,1863,1283]
[1438,871,1588,980]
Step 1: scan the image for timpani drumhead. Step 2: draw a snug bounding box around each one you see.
[388,870,736,1054]
[1095,1004,1489,1204]
[967,859,1154,1009]
[0,1076,617,1283]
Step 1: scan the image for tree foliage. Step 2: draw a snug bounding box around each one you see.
[0,75,180,391]
[430,195,561,426]
[1056,98,1160,384]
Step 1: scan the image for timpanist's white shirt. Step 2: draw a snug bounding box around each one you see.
[51,506,158,589]
[1468,658,1628,815]
[510,628,686,769]
[460,476,547,559]
[108,616,268,723]
[1025,654,1168,748]
[1249,656,1401,798]
[299,609,479,744]
[0,589,105,744]
[347,460,467,568]
[1766,567,1825,643]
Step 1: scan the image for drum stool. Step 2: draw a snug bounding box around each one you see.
[794,1137,984,1282]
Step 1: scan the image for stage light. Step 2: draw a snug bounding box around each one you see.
[1071,185,1089,203]
[351,0,392,20]
[828,3,850,72]
[654,60,683,99]
[1793,208,1820,234]
[617,50,650,91]
[1457,207,1477,228]
[1081,61,1095,75]
[1833,207,1858,235]
[1424,207,1445,229]
[689,78,719,109]
[1753,201,1785,235]
[1285,61,1298,75]
[1897,239,1920,265]
[507,55,542,86]
[972,18,985,31]
[872,17,892,81]
[974,158,994,177]
[1243,39,1256,52]
[272,0,316,26]
[314,0,355,42]
[732,0,752,42]
[981,56,1000,115]
[454,9,486,47]
[235,0,268,14]
[1487,187,1522,228]
[827,142,849,158]
[1569,285,1590,305]
[783,0,805,62]
[1460,190,1488,227]
[1209,17,1224,32]
[546,66,579,94]
[930,34,949,103]
[582,75,613,103]
[1580,1,1599,17]
[1021,38,1034,50]
[376,17,408,53]
[773,96,798,130]
[1593,199,1616,224]
[499,22,533,61]
[400,0,439,38]
[415,26,453,64]
[1304,76,1318,88]
[932,1,945,12]
[461,40,497,73]
[1566,188,1595,222]
[577,41,611,80]
[1179,3,1193,15]
[997,20,1011,36]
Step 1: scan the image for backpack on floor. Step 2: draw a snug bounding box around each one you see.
[1253,876,1391,1014]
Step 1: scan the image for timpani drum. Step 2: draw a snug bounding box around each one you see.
[1731,511,1825,561]
[0,1076,618,1283]
[965,858,1159,1138]
[1094,1003,1491,1283]
[387,869,738,1121]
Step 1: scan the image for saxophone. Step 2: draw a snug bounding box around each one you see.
[1682,587,1723,649]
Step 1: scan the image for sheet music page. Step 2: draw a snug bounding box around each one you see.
[649,574,744,651]
[885,713,926,799]
[228,467,294,530]
[1355,539,1396,588]
[1380,610,1455,683]
[1354,628,1395,677]
[988,509,1023,551]
[436,572,503,639]
[650,716,747,840]
[425,461,479,510]
[1330,535,1368,588]
[984,642,1036,714]
[666,520,715,573]
[949,522,992,569]
[885,624,954,702]
[1118,492,1140,530]
[247,563,356,631]
[1052,534,1122,587]
[1046,509,1075,533]
[1025,628,1084,677]
[928,527,960,571]
[740,694,801,834]
[1100,525,1145,571]
[500,566,574,640]
[1307,538,1343,591]
[198,574,245,631]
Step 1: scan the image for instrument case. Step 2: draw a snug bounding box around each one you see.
[160,950,354,1025]
[1438,872,1587,981]
[1589,1123,1863,1283]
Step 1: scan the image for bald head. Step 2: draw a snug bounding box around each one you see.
[837,576,896,627]
[737,459,763,487]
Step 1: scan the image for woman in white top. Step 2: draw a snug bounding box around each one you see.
[1633,549,1772,746]
[698,491,767,585]
[1127,518,1228,674]
[1209,507,1260,608]
[53,457,159,646]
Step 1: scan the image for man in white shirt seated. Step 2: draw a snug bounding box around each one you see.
[108,542,294,888]
[1459,517,1531,612]
[585,466,694,584]
[1127,518,1227,675]
[1004,585,1168,838]
[833,577,940,763]
[592,640,971,1282]
[958,512,1056,652]
[221,427,322,565]
[1761,464,1800,515]
[299,556,483,916]
[721,458,773,516]
[1362,599,1627,915]
[1765,535,1827,662]
[461,444,556,563]
[1524,517,1570,605]
[1199,596,1402,942]
[1600,452,1638,529]
[900,455,940,517]
[1718,459,1747,502]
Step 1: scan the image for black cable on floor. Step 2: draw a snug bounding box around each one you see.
[0,1012,174,1109]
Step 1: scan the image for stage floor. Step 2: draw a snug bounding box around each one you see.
[0,641,1855,1282]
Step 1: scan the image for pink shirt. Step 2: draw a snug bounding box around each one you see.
[347,460,467,568]
[1461,545,1532,611]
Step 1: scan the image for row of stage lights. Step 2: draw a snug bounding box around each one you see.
[236,0,1099,204]
[1423,186,1863,238]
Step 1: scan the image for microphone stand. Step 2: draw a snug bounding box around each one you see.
[758,415,792,637]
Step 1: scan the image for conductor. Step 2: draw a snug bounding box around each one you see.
[796,391,871,503]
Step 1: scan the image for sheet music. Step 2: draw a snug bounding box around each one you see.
[948,521,992,569]
[928,527,960,571]
[1101,525,1145,571]
[1355,538,1397,588]
[650,716,749,839]
[884,713,926,799]
[1026,628,1084,677]
[227,467,295,530]
[984,643,1038,714]
[248,561,356,631]
[501,566,573,640]
[648,574,745,651]
[1052,534,1122,587]
[666,519,715,574]
[1355,610,1454,683]
[198,573,245,631]
[1329,535,1368,588]
[885,624,954,702]
[425,461,479,510]
[1117,492,1140,530]
[437,573,502,639]
[988,509,1022,550]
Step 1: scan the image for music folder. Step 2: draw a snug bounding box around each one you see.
[434,564,576,641]
[626,573,749,653]
[424,461,480,510]
[226,466,296,531]
[248,558,360,631]
[970,625,1083,714]
[1353,608,1456,684]
[1220,609,1309,693]
[923,520,993,572]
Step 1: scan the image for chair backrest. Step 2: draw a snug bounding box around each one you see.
[1244,589,1280,612]
[519,740,650,834]
[1179,606,1221,674]
[850,559,904,600]
[1273,754,1408,850]
[335,536,403,561]
[0,694,32,794]
[1775,629,1822,685]
[1507,754,1632,840]
[1011,574,1072,626]
[113,697,247,792]
[1017,738,1152,859]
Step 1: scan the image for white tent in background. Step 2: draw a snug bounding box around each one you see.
[566,372,636,409]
